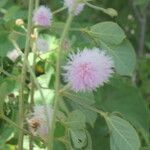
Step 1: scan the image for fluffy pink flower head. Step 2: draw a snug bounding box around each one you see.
[64,0,85,15]
[63,48,114,92]
[33,6,52,27]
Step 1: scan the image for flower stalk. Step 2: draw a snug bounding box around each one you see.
[18,0,34,149]
[48,12,74,150]
[29,1,40,149]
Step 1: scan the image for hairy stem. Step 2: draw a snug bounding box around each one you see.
[63,92,107,117]
[1,114,46,143]
[12,40,50,129]
[3,115,33,136]
[18,0,34,149]
[85,2,117,17]
[48,13,73,150]
[29,1,39,149]
[52,6,67,15]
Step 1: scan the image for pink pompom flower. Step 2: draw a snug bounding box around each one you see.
[64,0,85,15]
[33,6,52,27]
[63,48,114,92]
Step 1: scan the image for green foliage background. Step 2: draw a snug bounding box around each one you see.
[0,0,150,150]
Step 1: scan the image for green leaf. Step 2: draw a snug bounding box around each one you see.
[101,40,136,76]
[133,0,149,6]
[90,116,110,150]
[84,131,92,150]
[0,32,13,57]
[0,0,8,7]
[90,22,136,76]
[58,98,69,115]
[91,22,126,45]
[0,83,7,114]
[70,129,87,149]
[51,22,65,35]
[66,92,97,127]
[37,68,54,88]
[71,91,95,105]
[4,78,19,93]
[54,122,65,137]
[4,6,27,21]
[95,77,150,143]
[141,147,150,150]
[66,110,86,129]
[106,115,141,150]
[0,125,15,149]
[54,141,66,150]
[0,78,18,105]
[33,89,54,104]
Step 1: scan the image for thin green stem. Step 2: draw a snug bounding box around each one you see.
[85,2,106,12]
[18,0,34,149]
[25,60,51,124]
[0,114,64,145]
[11,30,26,36]
[0,114,46,142]
[63,91,107,118]
[85,2,118,17]
[48,13,74,150]
[29,1,39,150]
[0,68,16,79]
[52,6,67,15]
[10,40,51,138]
[2,115,33,136]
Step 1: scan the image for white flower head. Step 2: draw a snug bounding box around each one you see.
[7,49,20,62]
[64,0,85,15]
[27,105,53,140]
[36,38,49,53]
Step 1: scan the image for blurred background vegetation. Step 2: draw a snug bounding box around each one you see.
[0,0,150,149]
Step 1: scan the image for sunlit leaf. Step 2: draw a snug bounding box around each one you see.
[91,22,126,45]
[106,115,141,150]
[66,110,86,129]
[70,129,87,149]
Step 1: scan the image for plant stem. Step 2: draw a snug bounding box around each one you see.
[48,13,74,150]
[86,2,106,12]
[52,6,67,15]
[3,115,33,136]
[85,2,117,17]
[18,0,34,149]
[29,1,39,149]
[1,114,47,142]
[29,0,39,121]
[12,40,51,128]
[63,92,107,117]
[10,39,53,145]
